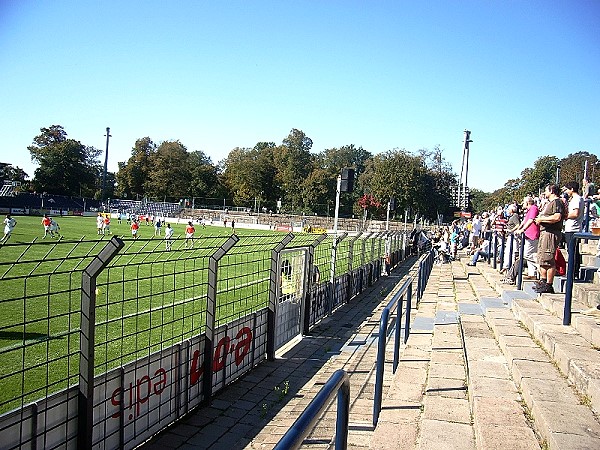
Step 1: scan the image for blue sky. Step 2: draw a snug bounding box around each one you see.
[1,0,598,193]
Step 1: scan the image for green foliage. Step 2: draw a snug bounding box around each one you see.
[28,125,102,197]
[144,140,191,200]
[221,145,276,206]
[115,137,156,200]
[16,124,599,220]
[274,129,313,211]
[558,151,599,187]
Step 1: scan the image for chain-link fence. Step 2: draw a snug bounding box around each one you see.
[0,229,412,449]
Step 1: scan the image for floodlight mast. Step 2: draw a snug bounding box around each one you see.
[329,174,342,312]
[458,129,473,211]
[386,201,390,231]
[333,175,341,236]
[102,127,111,204]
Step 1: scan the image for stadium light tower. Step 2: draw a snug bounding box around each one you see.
[102,127,111,204]
[458,129,473,211]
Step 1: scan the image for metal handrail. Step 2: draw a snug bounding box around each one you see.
[516,233,526,290]
[274,369,350,450]
[417,249,435,303]
[373,277,412,426]
[563,232,600,325]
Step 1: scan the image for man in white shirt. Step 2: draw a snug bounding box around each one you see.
[563,181,584,278]
[471,214,481,251]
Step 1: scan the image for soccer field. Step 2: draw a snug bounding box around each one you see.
[0,214,382,413]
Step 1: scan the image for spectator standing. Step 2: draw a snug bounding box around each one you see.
[481,212,492,241]
[471,215,481,250]
[515,197,540,280]
[1,214,17,243]
[563,181,584,278]
[502,205,521,271]
[533,184,566,294]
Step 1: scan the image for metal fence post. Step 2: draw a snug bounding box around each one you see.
[516,234,526,290]
[508,233,514,266]
[329,232,348,313]
[203,234,240,403]
[347,232,362,273]
[499,233,506,271]
[304,234,327,335]
[78,237,125,449]
[360,232,373,268]
[268,233,295,360]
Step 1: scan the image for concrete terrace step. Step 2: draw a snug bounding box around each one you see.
[537,293,600,348]
[510,297,600,413]
[484,304,600,449]
[372,263,476,450]
[468,260,600,448]
[372,261,542,449]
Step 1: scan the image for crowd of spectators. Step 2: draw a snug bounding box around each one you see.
[430,179,600,295]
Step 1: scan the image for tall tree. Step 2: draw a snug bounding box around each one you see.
[115,137,156,200]
[358,149,429,220]
[188,150,222,199]
[145,141,190,201]
[519,156,560,197]
[28,125,101,196]
[314,145,373,216]
[558,151,599,187]
[0,163,29,185]
[418,145,457,220]
[221,143,276,207]
[273,129,313,211]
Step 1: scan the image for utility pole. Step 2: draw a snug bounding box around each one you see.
[102,127,111,204]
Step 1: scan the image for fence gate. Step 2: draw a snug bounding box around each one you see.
[275,248,308,352]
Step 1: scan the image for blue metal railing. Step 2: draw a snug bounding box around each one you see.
[277,248,436,446]
[416,249,435,304]
[373,277,412,426]
[516,233,526,290]
[563,232,600,326]
[274,369,350,450]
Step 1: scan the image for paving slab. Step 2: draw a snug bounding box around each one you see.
[417,419,476,450]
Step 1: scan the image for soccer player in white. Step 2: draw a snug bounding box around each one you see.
[49,219,61,238]
[164,223,174,250]
[1,214,17,243]
[96,213,104,235]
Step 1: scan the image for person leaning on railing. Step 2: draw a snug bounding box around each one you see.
[532,184,565,294]
[514,196,540,280]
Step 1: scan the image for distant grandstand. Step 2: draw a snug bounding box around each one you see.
[109,199,182,218]
[0,191,98,213]
[0,180,21,197]
[0,191,185,218]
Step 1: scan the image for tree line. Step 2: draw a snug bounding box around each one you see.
[1,125,597,222]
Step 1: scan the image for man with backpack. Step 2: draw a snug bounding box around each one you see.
[533,184,566,294]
